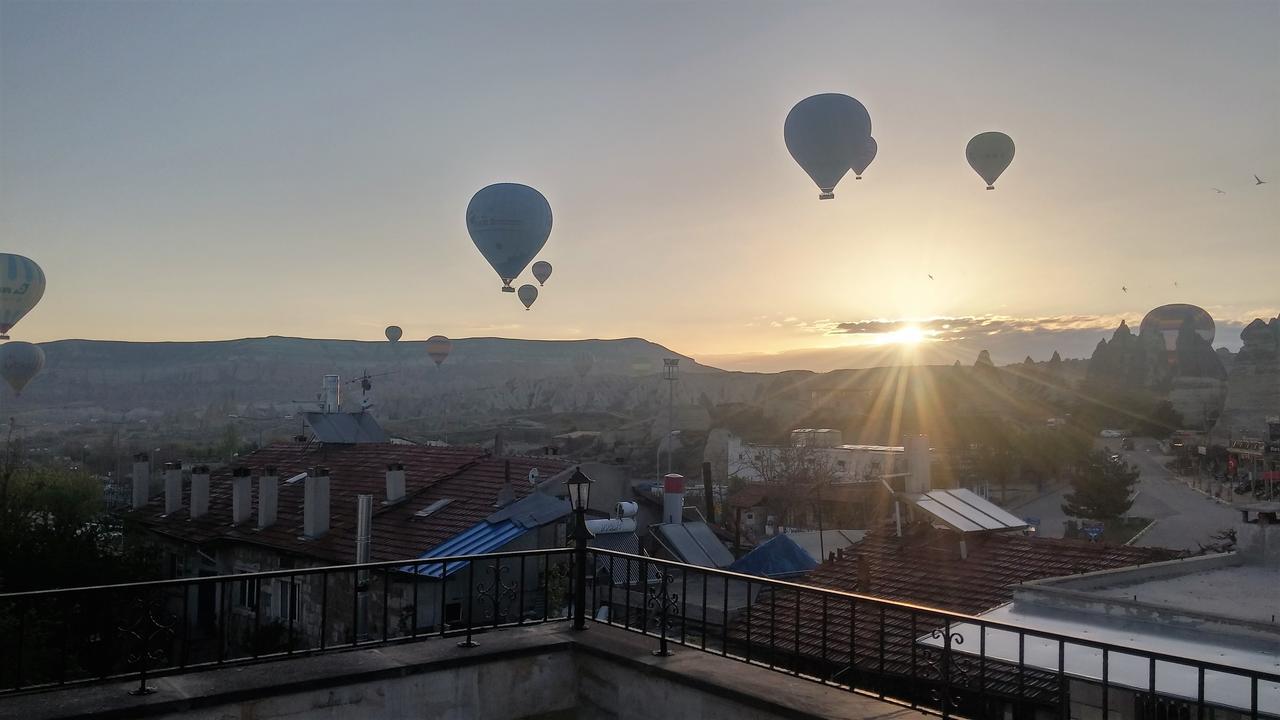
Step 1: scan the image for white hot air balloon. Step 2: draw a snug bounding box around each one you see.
[531,260,553,286]
[426,335,452,367]
[852,136,877,180]
[0,253,47,340]
[385,325,403,343]
[0,341,44,395]
[966,132,1015,189]
[517,284,538,310]
[784,94,872,199]
[466,184,552,292]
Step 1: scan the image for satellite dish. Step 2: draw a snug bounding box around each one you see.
[527,468,540,485]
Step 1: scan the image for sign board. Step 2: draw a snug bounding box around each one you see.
[1083,525,1104,541]
[1198,446,1207,456]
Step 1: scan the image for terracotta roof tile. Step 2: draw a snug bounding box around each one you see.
[132,442,570,565]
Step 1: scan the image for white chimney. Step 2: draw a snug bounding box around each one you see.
[495,460,515,508]
[304,466,331,538]
[258,466,279,528]
[385,463,406,504]
[190,465,210,519]
[662,473,684,525]
[163,462,183,515]
[905,434,932,495]
[131,453,151,510]
[322,375,340,413]
[231,467,253,525]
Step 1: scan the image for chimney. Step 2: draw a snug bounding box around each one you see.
[258,466,279,528]
[322,375,340,413]
[163,462,183,515]
[131,453,150,510]
[356,494,373,565]
[304,466,331,538]
[190,465,210,519]
[231,466,253,525]
[493,430,505,457]
[662,473,685,525]
[856,555,872,592]
[385,463,406,504]
[905,434,932,495]
[495,460,516,508]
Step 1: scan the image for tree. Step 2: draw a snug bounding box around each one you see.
[739,444,837,528]
[1061,450,1140,521]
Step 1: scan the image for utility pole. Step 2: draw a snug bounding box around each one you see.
[663,358,679,477]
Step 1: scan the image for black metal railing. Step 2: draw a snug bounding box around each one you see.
[0,547,573,696]
[583,548,1280,720]
[2,546,1277,720]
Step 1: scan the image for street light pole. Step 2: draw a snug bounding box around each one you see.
[662,359,679,477]
[564,467,594,631]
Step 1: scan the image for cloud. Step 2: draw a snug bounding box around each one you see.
[829,314,1127,340]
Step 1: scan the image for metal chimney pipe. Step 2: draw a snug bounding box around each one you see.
[385,463,406,504]
[662,473,684,525]
[231,466,252,525]
[356,494,373,566]
[905,434,932,495]
[258,466,279,528]
[190,465,210,519]
[495,460,515,508]
[163,462,183,515]
[304,466,331,538]
[131,453,151,510]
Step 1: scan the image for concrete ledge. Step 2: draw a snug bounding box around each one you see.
[2,624,926,720]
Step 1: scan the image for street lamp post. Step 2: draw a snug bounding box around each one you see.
[564,466,594,631]
[663,359,679,476]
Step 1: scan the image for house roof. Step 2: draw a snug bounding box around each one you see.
[729,523,1179,697]
[132,442,569,566]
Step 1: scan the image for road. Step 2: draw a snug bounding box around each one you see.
[1012,437,1247,552]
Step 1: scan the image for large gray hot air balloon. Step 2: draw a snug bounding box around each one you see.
[966,132,1015,189]
[852,136,877,180]
[385,325,403,343]
[0,341,44,394]
[425,335,452,367]
[466,183,552,292]
[0,253,46,339]
[517,284,538,311]
[531,260,553,286]
[784,94,872,199]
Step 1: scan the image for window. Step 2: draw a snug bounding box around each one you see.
[272,580,300,622]
[444,602,462,626]
[236,576,259,610]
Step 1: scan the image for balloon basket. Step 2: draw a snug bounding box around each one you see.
[501,287,516,293]
[986,186,994,190]
[818,192,834,200]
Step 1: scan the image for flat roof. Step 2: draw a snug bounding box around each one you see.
[1083,564,1280,624]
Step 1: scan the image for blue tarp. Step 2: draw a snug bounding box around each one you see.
[403,519,529,579]
[728,534,817,579]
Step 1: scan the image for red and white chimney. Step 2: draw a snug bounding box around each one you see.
[662,473,685,525]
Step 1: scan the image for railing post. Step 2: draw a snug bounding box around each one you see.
[572,507,591,631]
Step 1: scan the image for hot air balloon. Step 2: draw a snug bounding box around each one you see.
[531,261,553,286]
[466,183,552,292]
[385,325,403,343]
[572,353,593,378]
[852,136,877,180]
[966,132,1015,189]
[0,254,47,340]
[784,94,872,200]
[425,335,452,367]
[0,341,44,394]
[517,284,538,311]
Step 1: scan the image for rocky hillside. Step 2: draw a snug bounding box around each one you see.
[1214,317,1280,440]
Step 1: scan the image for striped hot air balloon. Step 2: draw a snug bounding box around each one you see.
[0,254,46,339]
[425,335,452,367]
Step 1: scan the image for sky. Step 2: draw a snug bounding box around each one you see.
[2,0,1277,372]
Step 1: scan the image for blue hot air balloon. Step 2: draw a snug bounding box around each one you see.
[466,184,552,292]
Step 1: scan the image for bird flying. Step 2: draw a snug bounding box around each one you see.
[1212,188,1226,194]
[928,274,934,280]
[1122,286,1128,293]
[1256,175,1268,185]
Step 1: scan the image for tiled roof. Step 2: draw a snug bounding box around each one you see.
[729,523,1180,699]
[132,442,570,566]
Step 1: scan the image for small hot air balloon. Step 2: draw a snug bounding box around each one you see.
[784,94,872,199]
[517,284,538,311]
[385,325,403,343]
[466,183,552,293]
[572,353,594,378]
[0,341,44,394]
[531,260,553,286]
[0,253,47,340]
[425,335,452,367]
[966,132,1015,189]
[852,136,877,180]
